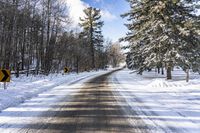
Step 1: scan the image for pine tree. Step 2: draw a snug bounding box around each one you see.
[79,7,104,69]
[122,0,200,80]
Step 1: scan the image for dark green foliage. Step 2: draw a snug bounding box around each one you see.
[122,0,200,79]
[79,7,104,69]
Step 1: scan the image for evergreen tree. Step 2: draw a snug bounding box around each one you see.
[122,0,200,80]
[79,7,104,69]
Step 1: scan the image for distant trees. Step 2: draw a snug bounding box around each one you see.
[122,0,200,81]
[107,42,125,67]
[55,31,92,73]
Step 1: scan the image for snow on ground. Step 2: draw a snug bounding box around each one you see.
[111,68,200,133]
[0,70,112,132]
[0,70,109,112]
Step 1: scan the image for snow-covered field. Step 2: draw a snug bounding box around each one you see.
[111,68,200,133]
[0,70,109,112]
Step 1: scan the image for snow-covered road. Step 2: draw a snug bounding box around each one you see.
[0,70,112,133]
[0,69,149,133]
[0,69,200,133]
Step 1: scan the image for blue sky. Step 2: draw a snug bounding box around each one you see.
[66,0,130,42]
[83,0,129,42]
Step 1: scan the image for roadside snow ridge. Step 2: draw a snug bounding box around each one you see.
[147,79,184,88]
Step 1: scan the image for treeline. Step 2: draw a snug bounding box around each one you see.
[122,0,200,81]
[0,0,72,76]
[0,0,123,77]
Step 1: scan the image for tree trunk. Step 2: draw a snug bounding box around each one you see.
[90,28,95,69]
[186,69,189,82]
[167,66,172,80]
[16,62,20,78]
[44,0,51,75]
[76,56,79,74]
[157,67,160,74]
[161,67,164,75]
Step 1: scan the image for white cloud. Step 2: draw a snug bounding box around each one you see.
[101,10,117,21]
[65,0,88,27]
[65,0,117,28]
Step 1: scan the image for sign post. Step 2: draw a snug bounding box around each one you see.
[4,83,7,90]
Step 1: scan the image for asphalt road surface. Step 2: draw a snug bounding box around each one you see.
[1,70,150,133]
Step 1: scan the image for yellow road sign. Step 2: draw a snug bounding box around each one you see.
[64,67,69,73]
[0,69,11,82]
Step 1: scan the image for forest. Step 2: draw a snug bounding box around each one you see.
[123,0,200,80]
[0,0,124,77]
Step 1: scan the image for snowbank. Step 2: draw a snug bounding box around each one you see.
[0,70,108,112]
[112,68,200,133]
